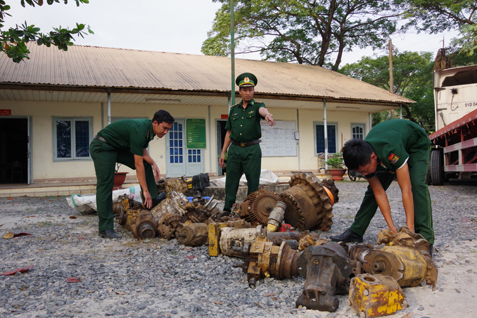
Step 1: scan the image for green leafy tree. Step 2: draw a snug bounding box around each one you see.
[203,0,403,71]
[339,51,435,132]
[0,0,92,63]
[402,0,476,55]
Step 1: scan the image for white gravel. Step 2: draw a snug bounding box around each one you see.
[1,180,476,318]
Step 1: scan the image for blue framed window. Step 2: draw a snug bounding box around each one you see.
[53,117,92,160]
[315,123,337,154]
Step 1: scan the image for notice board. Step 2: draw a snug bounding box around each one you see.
[186,119,206,149]
[260,121,297,157]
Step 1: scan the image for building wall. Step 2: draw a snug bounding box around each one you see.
[3,100,369,182]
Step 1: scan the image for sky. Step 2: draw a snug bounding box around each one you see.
[3,0,461,66]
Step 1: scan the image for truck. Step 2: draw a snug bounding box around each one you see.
[428,62,477,185]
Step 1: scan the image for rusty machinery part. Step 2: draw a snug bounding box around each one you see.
[280,172,339,232]
[117,208,157,240]
[113,202,123,215]
[243,236,300,288]
[225,219,252,229]
[175,223,209,247]
[348,274,407,318]
[361,245,438,289]
[266,231,316,248]
[151,190,192,219]
[297,234,329,251]
[156,176,189,194]
[157,214,181,239]
[295,242,353,312]
[131,211,157,240]
[266,201,287,232]
[377,226,428,251]
[237,189,280,226]
[219,226,263,258]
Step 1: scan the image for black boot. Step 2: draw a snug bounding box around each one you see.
[329,228,363,243]
[99,229,122,239]
[147,192,166,211]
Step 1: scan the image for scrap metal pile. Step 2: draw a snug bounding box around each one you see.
[113,172,437,317]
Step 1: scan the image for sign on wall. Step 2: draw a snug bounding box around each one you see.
[260,120,297,157]
[186,119,206,149]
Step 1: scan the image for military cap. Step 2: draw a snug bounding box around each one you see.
[236,72,258,87]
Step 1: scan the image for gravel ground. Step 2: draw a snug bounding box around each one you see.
[1,180,477,318]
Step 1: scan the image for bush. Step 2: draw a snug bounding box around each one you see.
[325,153,344,169]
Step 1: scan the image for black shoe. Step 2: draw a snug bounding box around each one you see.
[329,228,363,243]
[99,229,122,239]
[147,192,166,211]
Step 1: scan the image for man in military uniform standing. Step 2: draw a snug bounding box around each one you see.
[90,110,174,238]
[219,73,275,215]
[330,119,434,254]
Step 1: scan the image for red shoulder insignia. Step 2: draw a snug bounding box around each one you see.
[387,153,399,164]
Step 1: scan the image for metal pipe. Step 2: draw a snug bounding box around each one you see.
[107,90,111,125]
[323,99,328,169]
[230,0,235,106]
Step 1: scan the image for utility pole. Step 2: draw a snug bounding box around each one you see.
[230,0,235,108]
[389,39,395,119]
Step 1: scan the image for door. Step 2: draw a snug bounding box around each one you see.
[166,119,205,177]
[0,117,30,184]
[216,120,227,176]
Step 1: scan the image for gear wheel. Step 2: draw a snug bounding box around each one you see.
[238,189,279,225]
[157,214,181,239]
[281,172,339,231]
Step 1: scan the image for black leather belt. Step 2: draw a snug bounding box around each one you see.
[231,139,261,147]
[94,135,108,144]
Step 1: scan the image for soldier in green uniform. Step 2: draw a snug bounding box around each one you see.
[219,73,275,215]
[330,119,434,253]
[90,110,174,238]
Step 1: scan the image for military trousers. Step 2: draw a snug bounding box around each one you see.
[90,139,158,232]
[223,143,262,212]
[350,147,434,244]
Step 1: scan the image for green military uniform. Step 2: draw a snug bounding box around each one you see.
[223,98,266,212]
[350,119,434,244]
[90,119,158,232]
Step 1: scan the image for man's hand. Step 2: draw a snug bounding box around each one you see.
[143,190,152,209]
[265,113,275,126]
[219,154,226,168]
[152,162,160,181]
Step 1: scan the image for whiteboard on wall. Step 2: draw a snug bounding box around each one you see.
[260,121,297,157]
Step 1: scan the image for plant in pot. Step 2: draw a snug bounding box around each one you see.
[325,153,346,181]
[113,163,128,190]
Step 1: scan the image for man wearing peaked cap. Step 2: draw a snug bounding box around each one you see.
[219,72,275,215]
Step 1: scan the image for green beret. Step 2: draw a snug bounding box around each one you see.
[236,72,258,87]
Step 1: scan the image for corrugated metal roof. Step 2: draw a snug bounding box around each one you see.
[0,43,413,104]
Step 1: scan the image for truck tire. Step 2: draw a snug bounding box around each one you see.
[430,149,444,186]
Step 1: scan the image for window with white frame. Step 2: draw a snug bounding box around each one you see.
[351,123,366,140]
[53,117,93,160]
[314,122,337,154]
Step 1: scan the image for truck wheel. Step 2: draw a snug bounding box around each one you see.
[430,149,444,186]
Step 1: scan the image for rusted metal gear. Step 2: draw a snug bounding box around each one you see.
[237,189,279,226]
[175,223,209,246]
[280,172,339,231]
[157,214,181,239]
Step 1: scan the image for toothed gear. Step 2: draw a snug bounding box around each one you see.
[157,214,180,239]
[239,189,279,225]
[282,172,339,231]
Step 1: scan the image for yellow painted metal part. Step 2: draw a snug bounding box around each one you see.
[382,245,427,287]
[349,274,406,318]
[208,223,227,257]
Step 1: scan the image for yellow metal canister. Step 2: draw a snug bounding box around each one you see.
[208,223,227,257]
[349,273,407,318]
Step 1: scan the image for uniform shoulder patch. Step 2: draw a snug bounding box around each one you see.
[387,153,399,164]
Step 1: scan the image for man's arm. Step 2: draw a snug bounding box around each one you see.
[368,175,397,233]
[134,154,153,209]
[219,130,232,168]
[395,162,415,232]
[142,149,160,181]
[258,107,275,126]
